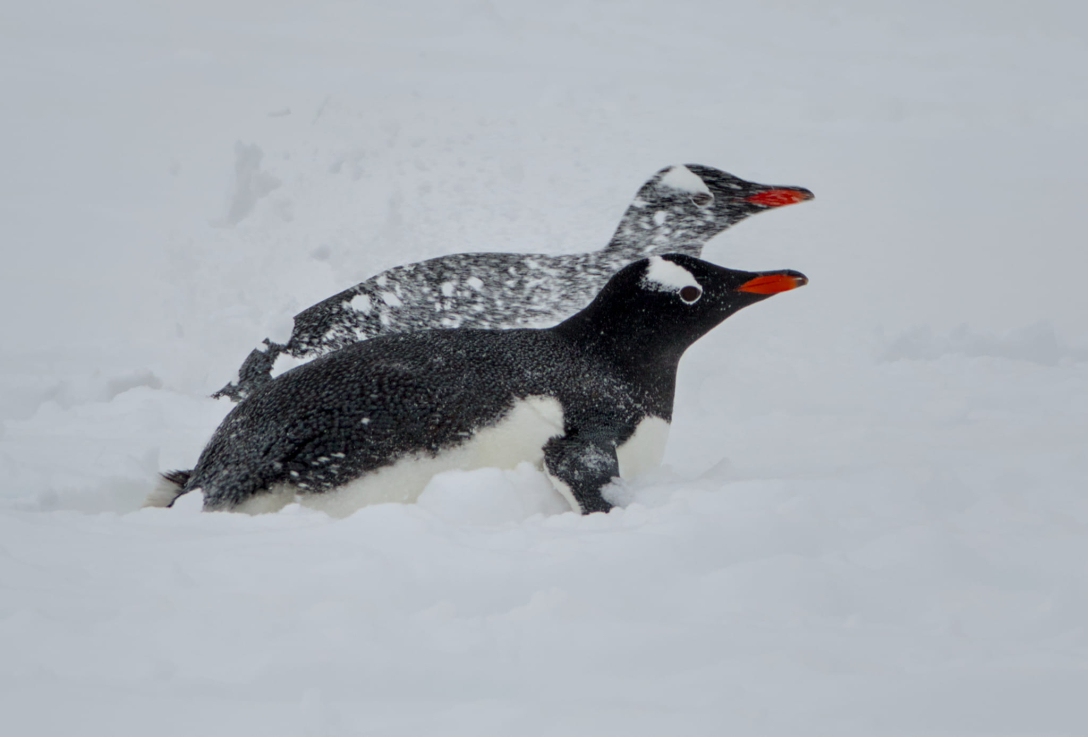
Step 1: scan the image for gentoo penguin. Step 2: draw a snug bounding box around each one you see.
[155,254,807,516]
[214,165,813,400]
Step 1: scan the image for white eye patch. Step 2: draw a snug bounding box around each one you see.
[641,256,702,303]
[679,285,702,303]
[657,165,712,196]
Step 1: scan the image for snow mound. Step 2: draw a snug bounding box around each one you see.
[417,464,571,525]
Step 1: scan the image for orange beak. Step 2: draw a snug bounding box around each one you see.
[738,273,809,295]
[745,188,814,208]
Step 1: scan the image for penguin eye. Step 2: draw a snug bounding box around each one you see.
[691,192,713,207]
[679,286,702,303]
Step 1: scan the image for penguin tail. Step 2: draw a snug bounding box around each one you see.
[143,469,194,508]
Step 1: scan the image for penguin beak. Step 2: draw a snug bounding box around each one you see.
[744,187,814,208]
[738,271,808,295]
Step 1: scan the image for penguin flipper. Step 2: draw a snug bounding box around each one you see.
[542,433,620,515]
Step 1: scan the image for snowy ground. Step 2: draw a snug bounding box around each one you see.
[2,1,1088,735]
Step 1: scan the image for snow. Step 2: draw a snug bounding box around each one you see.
[217,142,283,227]
[641,255,701,292]
[658,164,712,195]
[2,1,1088,735]
[379,291,404,308]
[348,292,372,314]
[271,351,308,378]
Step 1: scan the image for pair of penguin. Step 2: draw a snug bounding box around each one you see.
[152,165,813,515]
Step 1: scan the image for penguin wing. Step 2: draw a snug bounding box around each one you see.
[542,430,621,515]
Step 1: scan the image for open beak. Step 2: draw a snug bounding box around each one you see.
[744,187,814,208]
[738,271,809,295]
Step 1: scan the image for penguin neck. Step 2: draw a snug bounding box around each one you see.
[552,304,689,409]
[602,202,710,259]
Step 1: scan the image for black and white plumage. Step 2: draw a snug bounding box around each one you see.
[154,255,807,516]
[215,165,813,400]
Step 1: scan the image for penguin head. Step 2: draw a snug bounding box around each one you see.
[612,165,814,258]
[680,164,814,217]
[559,254,807,365]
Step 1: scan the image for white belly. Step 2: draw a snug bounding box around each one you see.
[615,416,670,479]
[275,396,566,518]
[231,403,670,518]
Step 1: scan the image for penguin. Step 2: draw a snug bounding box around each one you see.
[154,254,807,516]
[214,165,813,400]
